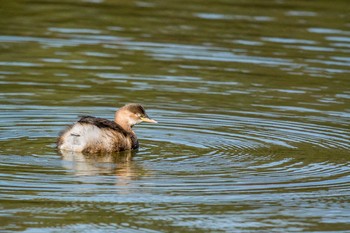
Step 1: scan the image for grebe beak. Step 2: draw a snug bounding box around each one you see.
[140,117,158,123]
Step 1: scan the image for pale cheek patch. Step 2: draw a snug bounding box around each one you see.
[128,116,142,127]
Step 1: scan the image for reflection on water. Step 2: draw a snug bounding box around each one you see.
[60,150,134,176]
[0,0,350,232]
[60,150,145,192]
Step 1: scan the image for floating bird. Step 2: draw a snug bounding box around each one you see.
[57,103,157,154]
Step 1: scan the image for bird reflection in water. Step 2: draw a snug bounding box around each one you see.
[59,150,146,188]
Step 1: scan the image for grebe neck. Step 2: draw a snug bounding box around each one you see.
[114,112,134,134]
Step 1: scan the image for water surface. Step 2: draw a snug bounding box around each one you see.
[0,0,350,232]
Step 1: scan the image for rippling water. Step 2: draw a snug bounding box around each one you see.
[1,0,350,232]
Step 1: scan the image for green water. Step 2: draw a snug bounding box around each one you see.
[0,0,349,232]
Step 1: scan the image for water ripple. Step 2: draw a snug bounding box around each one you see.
[0,106,348,152]
[0,1,349,230]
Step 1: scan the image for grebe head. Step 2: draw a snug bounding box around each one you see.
[114,103,157,130]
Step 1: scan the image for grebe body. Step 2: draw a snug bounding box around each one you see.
[57,104,156,153]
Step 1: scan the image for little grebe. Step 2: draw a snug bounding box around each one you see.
[57,103,157,153]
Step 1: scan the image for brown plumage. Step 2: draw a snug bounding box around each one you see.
[57,103,157,154]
